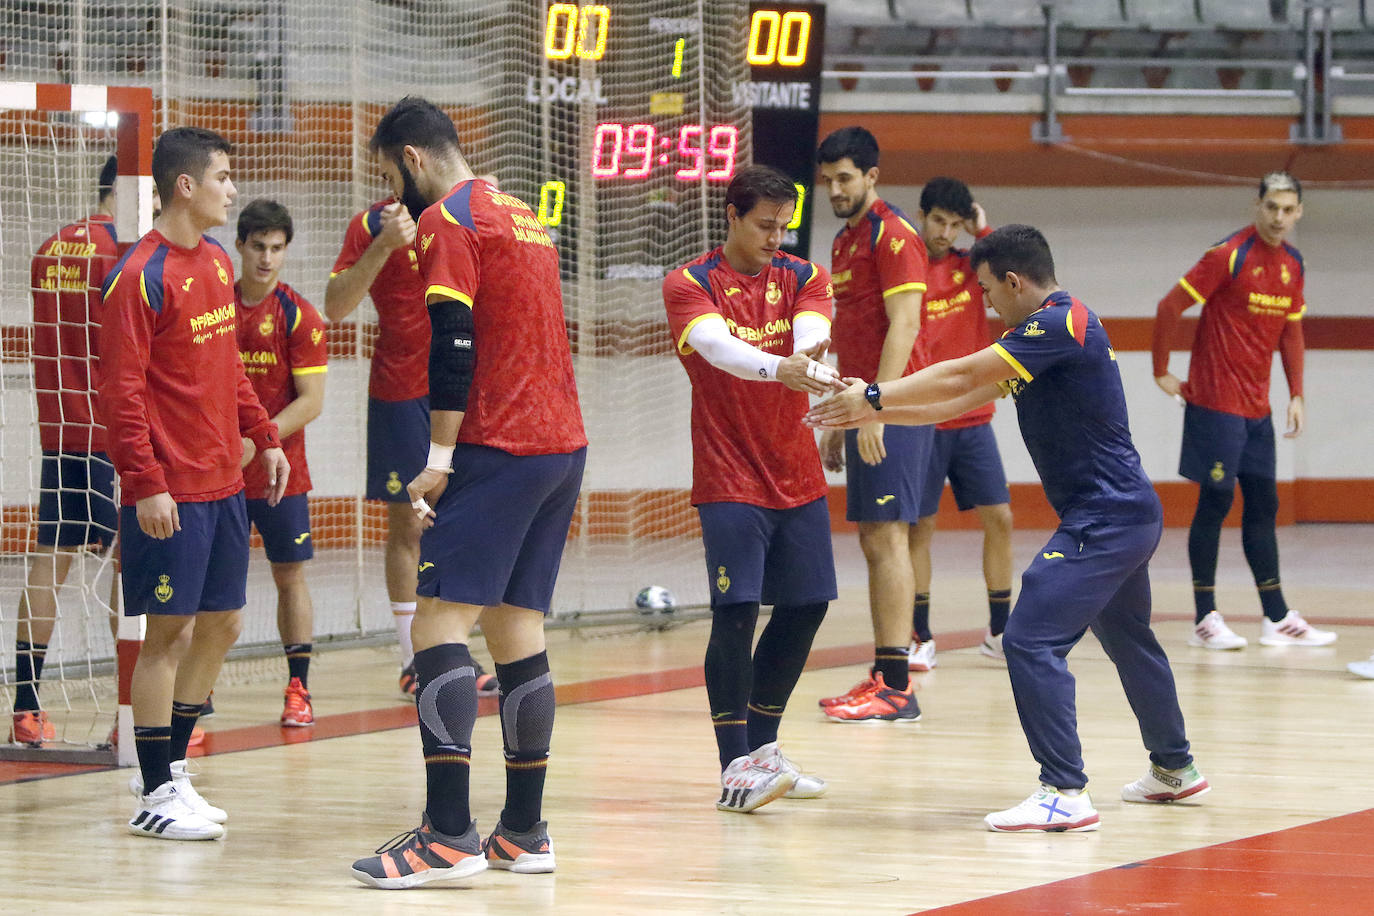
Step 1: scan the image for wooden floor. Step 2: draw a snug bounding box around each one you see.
[4,525,1374,914]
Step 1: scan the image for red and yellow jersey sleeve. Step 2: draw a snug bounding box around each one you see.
[416,193,480,308]
[871,209,928,300]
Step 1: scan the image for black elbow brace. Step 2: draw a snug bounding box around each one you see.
[428,298,476,411]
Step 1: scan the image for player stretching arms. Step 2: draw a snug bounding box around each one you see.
[815,126,929,722]
[233,199,327,725]
[910,178,1013,663]
[350,97,586,888]
[808,225,1208,832]
[10,156,121,746]
[664,165,837,812]
[1152,172,1332,650]
[102,127,288,840]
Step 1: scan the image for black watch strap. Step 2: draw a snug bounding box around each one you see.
[864,382,883,411]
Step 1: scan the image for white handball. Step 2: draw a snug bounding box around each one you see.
[634,585,678,615]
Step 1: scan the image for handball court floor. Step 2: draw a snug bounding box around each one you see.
[3,524,1374,914]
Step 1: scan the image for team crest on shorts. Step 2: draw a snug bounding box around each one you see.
[386,472,403,495]
[154,575,174,604]
[716,565,731,594]
[1210,461,1226,482]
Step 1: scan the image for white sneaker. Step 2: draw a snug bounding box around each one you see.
[130,759,228,824]
[128,782,225,840]
[984,785,1099,833]
[979,630,1006,662]
[1121,762,1210,803]
[1259,610,1337,647]
[907,638,937,671]
[716,747,796,813]
[751,742,827,799]
[1188,611,1248,650]
[1348,655,1374,679]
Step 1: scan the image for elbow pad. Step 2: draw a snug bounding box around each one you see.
[428,299,476,411]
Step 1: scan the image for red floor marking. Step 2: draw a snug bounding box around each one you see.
[920,808,1374,915]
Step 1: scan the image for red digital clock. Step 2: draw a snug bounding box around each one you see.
[590,122,739,182]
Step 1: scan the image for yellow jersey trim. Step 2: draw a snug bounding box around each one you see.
[882,281,927,299]
[1286,306,1306,321]
[291,365,328,376]
[426,285,474,307]
[138,271,150,308]
[792,310,831,326]
[1178,277,1205,304]
[991,342,1033,382]
[105,271,122,299]
[677,312,721,355]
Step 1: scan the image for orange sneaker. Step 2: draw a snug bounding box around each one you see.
[399,663,418,701]
[10,710,56,746]
[281,677,314,727]
[818,674,876,709]
[822,672,922,723]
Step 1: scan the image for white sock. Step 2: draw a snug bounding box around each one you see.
[391,601,416,667]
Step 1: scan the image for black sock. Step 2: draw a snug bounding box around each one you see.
[13,641,46,712]
[495,651,554,833]
[1188,484,1234,622]
[911,593,932,642]
[134,725,172,794]
[748,602,827,750]
[414,643,478,836]
[283,642,312,687]
[705,602,759,769]
[874,647,909,691]
[1239,474,1287,622]
[169,700,202,762]
[988,590,1011,636]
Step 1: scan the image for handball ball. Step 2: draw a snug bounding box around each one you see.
[634,585,678,615]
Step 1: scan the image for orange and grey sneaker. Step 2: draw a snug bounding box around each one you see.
[398,663,418,701]
[817,674,876,709]
[9,710,56,746]
[474,662,500,698]
[280,677,314,727]
[484,819,556,873]
[351,815,487,889]
[822,672,922,723]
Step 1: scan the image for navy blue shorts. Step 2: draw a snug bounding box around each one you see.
[367,396,430,502]
[417,444,586,614]
[37,451,117,548]
[844,424,933,523]
[1179,403,1275,489]
[120,492,249,616]
[246,493,314,563]
[697,497,837,609]
[918,423,1011,517]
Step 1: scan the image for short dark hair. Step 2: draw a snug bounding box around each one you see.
[152,127,231,202]
[369,96,461,168]
[97,155,118,204]
[817,126,879,172]
[919,177,975,220]
[1259,170,1302,201]
[969,224,1057,287]
[236,198,294,244]
[725,164,797,219]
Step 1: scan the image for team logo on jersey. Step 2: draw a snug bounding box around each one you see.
[1210,461,1226,482]
[849,243,857,255]
[723,287,741,296]
[408,249,420,272]
[716,565,731,594]
[386,471,403,495]
[421,233,435,254]
[1280,263,1291,285]
[259,313,274,336]
[75,226,87,237]
[294,532,311,545]
[214,258,229,285]
[1021,321,1045,337]
[764,281,782,305]
[1042,551,1064,560]
[825,283,833,297]
[154,574,174,603]
[182,277,195,292]
[952,269,965,286]
[890,237,906,255]
[1252,266,1263,278]
[311,327,323,346]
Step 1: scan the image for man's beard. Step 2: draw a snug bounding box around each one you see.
[830,197,864,220]
[398,161,431,223]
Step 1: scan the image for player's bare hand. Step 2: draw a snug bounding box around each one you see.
[1285,395,1305,439]
[804,378,878,429]
[136,492,180,540]
[798,336,831,363]
[777,352,843,396]
[240,436,256,469]
[819,429,845,472]
[260,447,290,506]
[379,202,417,251]
[964,202,988,236]
[1154,373,1183,399]
[857,422,886,465]
[407,467,449,528]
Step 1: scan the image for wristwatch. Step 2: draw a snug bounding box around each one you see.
[864,382,883,411]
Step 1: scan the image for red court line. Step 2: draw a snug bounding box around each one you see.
[922,808,1374,915]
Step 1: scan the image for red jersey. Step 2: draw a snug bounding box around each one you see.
[1159,226,1306,418]
[923,232,996,430]
[99,231,279,504]
[31,213,118,452]
[829,199,929,381]
[663,248,833,509]
[330,199,428,401]
[235,281,328,497]
[415,179,586,455]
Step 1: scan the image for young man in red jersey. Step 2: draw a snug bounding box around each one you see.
[815,126,930,722]
[910,178,1014,664]
[101,127,289,841]
[10,156,121,747]
[664,164,839,814]
[1152,172,1333,650]
[233,199,327,726]
[350,97,586,888]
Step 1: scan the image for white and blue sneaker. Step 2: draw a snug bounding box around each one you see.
[985,785,1099,833]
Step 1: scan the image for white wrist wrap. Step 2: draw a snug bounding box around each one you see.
[426,442,454,472]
